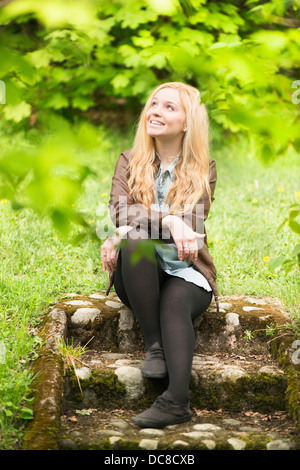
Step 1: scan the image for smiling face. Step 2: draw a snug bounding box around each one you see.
[146,87,187,141]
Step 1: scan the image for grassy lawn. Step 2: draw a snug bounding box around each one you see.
[0,127,299,448]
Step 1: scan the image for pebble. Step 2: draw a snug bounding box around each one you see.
[228,438,246,450]
[244,297,267,305]
[266,439,291,450]
[139,439,158,450]
[182,431,214,440]
[222,418,241,427]
[172,440,189,448]
[64,300,93,306]
[243,306,264,312]
[202,439,216,450]
[139,428,165,437]
[96,429,124,437]
[193,423,222,432]
[105,300,124,308]
[218,302,233,309]
[109,418,130,430]
[89,293,105,299]
[109,436,122,445]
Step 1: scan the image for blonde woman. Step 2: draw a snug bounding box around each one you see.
[101,82,218,428]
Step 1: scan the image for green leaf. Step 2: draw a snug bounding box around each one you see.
[44,92,69,110]
[71,95,94,111]
[19,407,34,420]
[3,101,31,122]
[111,74,130,90]
[269,255,288,271]
[289,220,300,234]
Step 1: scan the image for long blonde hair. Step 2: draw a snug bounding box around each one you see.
[128,82,211,215]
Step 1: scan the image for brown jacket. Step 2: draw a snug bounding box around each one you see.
[105,149,219,309]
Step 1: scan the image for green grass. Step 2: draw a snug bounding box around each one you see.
[0,127,299,448]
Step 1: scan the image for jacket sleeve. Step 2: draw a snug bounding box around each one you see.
[108,152,171,237]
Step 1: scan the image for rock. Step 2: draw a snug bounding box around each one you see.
[109,436,122,446]
[74,367,91,380]
[96,429,124,437]
[193,423,222,432]
[240,426,262,433]
[118,309,134,330]
[58,438,78,450]
[219,303,233,310]
[64,300,93,306]
[71,308,101,325]
[115,366,144,400]
[202,439,216,450]
[258,366,284,376]
[172,440,189,448]
[244,297,267,305]
[182,431,214,440]
[214,365,248,383]
[105,300,124,308]
[89,293,105,299]
[102,353,127,360]
[222,418,241,427]
[193,355,218,365]
[228,438,246,450]
[139,439,158,450]
[243,306,264,312]
[109,418,130,430]
[266,439,291,450]
[139,428,165,437]
[225,313,240,327]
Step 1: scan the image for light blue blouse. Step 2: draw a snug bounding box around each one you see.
[151,156,212,292]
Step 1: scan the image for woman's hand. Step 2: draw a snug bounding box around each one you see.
[101,225,133,274]
[101,237,120,274]
[163,215,205,263]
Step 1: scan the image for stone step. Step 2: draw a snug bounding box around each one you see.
[64,350,287,414]
[55,292,290,356]
[22,292,300,451]
[58,403,298,451]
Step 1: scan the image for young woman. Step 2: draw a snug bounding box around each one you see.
[101,82,218,428]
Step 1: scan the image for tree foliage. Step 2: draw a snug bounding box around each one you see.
[0,0,299,155]
[0,0,299,254]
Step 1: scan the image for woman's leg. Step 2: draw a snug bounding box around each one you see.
[132,276,212,428]
[113,227,167,349]
[159,276,212,404]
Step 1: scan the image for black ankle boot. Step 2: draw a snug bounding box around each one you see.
[133,393,193,428]
[141,343,168,379]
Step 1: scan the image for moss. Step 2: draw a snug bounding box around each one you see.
[22,351,65,450]
[270,335,300,432]
[190,371,287,413]
[66,368,127,407]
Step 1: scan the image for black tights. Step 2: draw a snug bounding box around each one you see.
[113,228,212,404]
